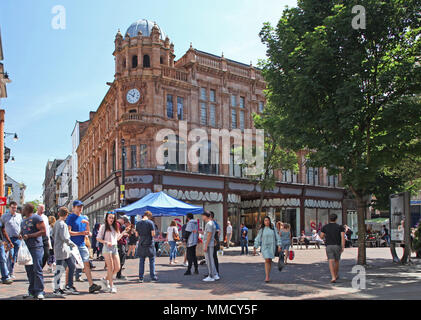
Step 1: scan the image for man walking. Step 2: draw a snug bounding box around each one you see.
[210,211,220,278]
[202,211,218,282]
[240,223,249,255]
[66,200,101,293]
[116,216,129,280]
[36,204,51,269]
[136,211,158,283]
[20,203,46,299]
[0,211,13,284]
[226,221,232,248]
[320,214,345,283]
[183,213,199,275]
[1,201,22,279]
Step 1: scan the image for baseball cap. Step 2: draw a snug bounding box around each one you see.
[73,200,84,207]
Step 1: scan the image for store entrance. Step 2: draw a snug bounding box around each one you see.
[279,208,297,237]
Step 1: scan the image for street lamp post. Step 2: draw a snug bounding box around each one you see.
[120,138,126,208]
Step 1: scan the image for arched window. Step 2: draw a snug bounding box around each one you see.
[132,55,138,68]
[164,135,186,171]
[129,109,137,113]
[160,56,164,64]
[143,55,150,68]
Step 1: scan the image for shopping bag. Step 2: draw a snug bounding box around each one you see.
[17,242,33,265]
[289,250,295,261]
[70,246,84,269]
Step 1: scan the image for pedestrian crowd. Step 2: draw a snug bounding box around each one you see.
[0,198,350,299]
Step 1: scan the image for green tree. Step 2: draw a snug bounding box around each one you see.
[244,101,298,220]
[27,199,41,213]
[260,0,421,264]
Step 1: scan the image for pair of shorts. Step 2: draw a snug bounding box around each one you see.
[103,245,118,255]
[77,244,90,263]
[281,243,291,251]
[326,245,342,261]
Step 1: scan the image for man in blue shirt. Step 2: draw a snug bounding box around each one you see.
[1,201,22,279]
[240,223,249,255]
[66,200,101,293]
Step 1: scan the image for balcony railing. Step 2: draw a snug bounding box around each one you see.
[121,112,141,121]
[161,66,188,82]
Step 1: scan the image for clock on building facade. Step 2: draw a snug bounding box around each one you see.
[126,88,140,104]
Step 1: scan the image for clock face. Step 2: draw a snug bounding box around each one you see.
[126,88,140,104]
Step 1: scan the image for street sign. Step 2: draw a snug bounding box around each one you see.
[120,185,125,192]
[0,197,7,206]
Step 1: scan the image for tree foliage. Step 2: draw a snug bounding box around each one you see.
[260,0,421,264]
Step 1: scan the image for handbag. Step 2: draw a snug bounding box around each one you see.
[289,250,295,260]
[278,251,285,271]
[173,228,180,241]
[17,241,33,265]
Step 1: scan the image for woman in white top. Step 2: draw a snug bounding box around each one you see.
[226,221,233,248]
[166,220,179,265]
[96,212,128,293]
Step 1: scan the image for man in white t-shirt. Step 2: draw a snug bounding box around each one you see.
[226,221,232,248]
[37,204,51,268]
[202,211,218,282]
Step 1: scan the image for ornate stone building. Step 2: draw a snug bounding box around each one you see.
[77,19,352,242]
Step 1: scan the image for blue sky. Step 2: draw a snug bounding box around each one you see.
[0,0,296,202]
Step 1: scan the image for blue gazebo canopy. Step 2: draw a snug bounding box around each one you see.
[115,191,204,217]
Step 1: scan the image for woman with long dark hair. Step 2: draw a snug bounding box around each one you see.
[96,212,128,293]
[253,216,282,283]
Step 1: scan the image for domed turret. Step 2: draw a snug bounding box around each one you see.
[125,19,166,40]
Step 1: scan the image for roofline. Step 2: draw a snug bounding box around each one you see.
[194,49,262,70]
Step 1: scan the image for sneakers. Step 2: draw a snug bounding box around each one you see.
[2,279,13,284]
[138,278,144,283]
[10,274,16,280]
[151,277,158,282]
[64,286,80,295]
[194,269,199,275]
[184,271,192,276]
[22,293,34,299]
[213,274,220,281]
[36,293,45,300]
[183,262,188,267]
[203,276,215,282]
[88,283,101,293]
[109,286,117,294]
[75,277,85,282]
[101,278,110,290]
[53,289,66,296]
[117,275,127,280]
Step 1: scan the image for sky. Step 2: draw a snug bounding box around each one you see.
[0,0,297,202]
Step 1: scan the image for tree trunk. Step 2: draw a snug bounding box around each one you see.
[258,189,265,226]
[356,195,367,265]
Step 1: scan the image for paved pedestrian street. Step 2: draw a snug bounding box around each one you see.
[1,247,420,300]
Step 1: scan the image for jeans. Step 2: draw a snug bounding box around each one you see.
[25,246,44,296]
[213,245,219,274]
[116,243,126,278]
[138,255,157,280]
[54,257,75,290]
[0,243,10,281]
[204,246,217,278]
[41,237,50,268]
[186,245,198,272]
[7,237,21,275]
[169,241,177,261]
[240,239,248,255]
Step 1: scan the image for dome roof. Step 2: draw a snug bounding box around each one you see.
[125,19,166,40]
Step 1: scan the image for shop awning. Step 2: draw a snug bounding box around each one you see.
[115,191,204,217]
[365,218,389,225]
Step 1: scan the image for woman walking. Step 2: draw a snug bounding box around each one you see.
[127,224,138,259]
[253,216,282,283]
[52,207,78,295]
[166,221,179,265]
[280,223,292,264]
[96,212,128,293]
[47,216,56,273]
